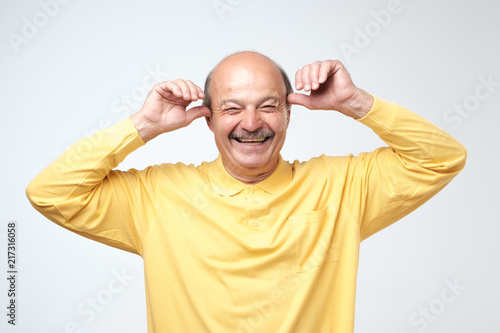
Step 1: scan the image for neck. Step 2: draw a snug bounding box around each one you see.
[223,160,279,185]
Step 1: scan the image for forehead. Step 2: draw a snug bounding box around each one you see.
[210,54,286,103]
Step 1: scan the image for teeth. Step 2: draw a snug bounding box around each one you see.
[239,141,263,146]
[239,138,265,142]
[234,137,268,145]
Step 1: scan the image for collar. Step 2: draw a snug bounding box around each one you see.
[206,155,293,196]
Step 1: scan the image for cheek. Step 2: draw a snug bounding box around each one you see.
[213,118,237,138]
[268,115,289,133]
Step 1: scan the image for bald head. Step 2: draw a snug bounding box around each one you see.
[203,51,293,111]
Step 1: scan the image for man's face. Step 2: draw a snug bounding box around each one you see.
[206,53,290,183]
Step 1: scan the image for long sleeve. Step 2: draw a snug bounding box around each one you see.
[26,117,151,254]
[347,97,467,240]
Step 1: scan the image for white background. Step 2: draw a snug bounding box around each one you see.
[1,0,499,332]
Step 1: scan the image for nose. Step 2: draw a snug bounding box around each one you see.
[240,109,263,132]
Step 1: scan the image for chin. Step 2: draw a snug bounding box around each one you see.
[237,156,274,171]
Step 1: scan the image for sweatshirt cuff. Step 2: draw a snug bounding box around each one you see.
[356,95,398,134]
[101,117,146,161]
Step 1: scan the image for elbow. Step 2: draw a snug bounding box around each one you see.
[25,178,64,223]
[26,176,53,212]
[421,141,467,176]
[25,178,43,210]
[458,144,467,170]
[434,142,467,176]
[450,142,468,173]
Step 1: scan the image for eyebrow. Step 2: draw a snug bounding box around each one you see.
[220,96,280,108]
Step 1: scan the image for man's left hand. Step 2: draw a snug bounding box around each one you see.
[287,60,374,119]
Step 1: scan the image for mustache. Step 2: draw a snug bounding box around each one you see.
[229,129,275,140]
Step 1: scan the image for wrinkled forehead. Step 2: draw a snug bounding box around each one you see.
[210,56,287,103]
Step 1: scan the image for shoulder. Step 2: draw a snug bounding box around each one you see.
[111,160,208,185]
[288,154,354,175]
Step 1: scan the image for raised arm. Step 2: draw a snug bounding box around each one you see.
[26,79,210,253]
[288,60,467,239]
[287,59,374,119]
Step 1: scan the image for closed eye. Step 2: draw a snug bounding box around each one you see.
[260,105,279,112]
[223,107,242,114]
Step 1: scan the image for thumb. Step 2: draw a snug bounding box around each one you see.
[287,93,313,109]
[184,105,212,125]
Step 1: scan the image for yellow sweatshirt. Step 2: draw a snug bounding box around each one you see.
[26,97,466,332]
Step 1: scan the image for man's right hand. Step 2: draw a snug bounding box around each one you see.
[130,79,211,142]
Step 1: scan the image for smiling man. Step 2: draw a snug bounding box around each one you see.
[27,51,466,332]
[206,52,293,183]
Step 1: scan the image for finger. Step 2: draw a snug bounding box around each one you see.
[309,61,321,90]
[173,79,194,101]
[318,61,332,84]
[301,65,311,92]
[156,81,182,99]
[184,105,212,125]
[196,85,205,99]
[184,80,203,101]
[328,60,348,82]
[287,92,314,109]
[294,69,303,90]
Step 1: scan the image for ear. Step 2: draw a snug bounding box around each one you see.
[286,107,291,127]
[205,116,214,132]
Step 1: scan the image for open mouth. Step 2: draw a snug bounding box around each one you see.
[230,131,274,146]
[233,137,271,145]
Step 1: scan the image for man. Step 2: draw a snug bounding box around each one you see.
[26,51,467,332]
